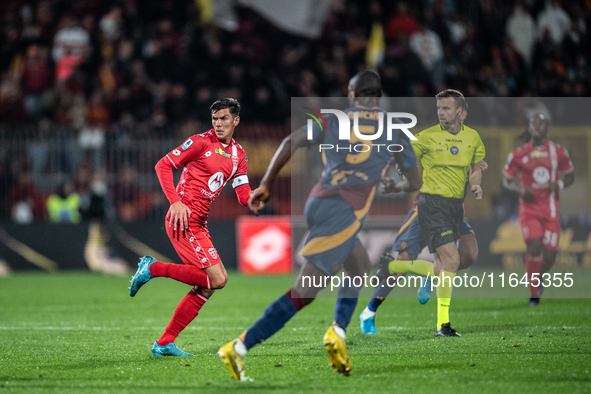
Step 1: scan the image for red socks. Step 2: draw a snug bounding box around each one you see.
[286,288,306,311]
[150,261,211,289]
[157,288,208,346]
[526,255,543,297]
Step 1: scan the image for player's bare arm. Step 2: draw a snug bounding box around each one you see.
[469,161,483,200]
[549,172,575,193]
[248,128,308,214]
[502,176,535,202]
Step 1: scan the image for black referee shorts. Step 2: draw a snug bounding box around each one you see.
[417,193,464,253]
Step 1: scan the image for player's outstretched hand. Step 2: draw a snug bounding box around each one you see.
[471,185,483,200]
[381,177,397,194]
[520,187,535,203]
[479,160,488,171]
[169,201,191,236]
[248,184,270,215]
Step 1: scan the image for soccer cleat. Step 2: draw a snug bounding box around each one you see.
[323,326,352,376]
[218,339,247,381]
[418,276,432,304]
[152,341,194,357]
[527,297,540,307]
[434,323,461,337]
[129,256,157,297]
[374,253,395,283]
[359,311,379,334]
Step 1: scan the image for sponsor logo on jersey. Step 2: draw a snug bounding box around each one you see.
[208,248,218,260]
[450,146,459,155]
[208,172,225,192]
[215,147,231,158]
[400,241,407,250]
[522,156,529,164]
[532,166,550,184]
[173,149,181,156]
[245,156,248,162]
[204,151,212,157]
[441,230,453,236]
[200,189,216,198]
[532,150,548,158]
[182,139,193,150]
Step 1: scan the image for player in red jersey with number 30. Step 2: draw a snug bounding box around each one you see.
[128,98,251,356]
[503,113,574,306]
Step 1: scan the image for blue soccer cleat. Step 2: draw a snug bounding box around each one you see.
[152,341,194,357]
[129,256,157,297]
[359,311,379,334]
[418,276,432,304]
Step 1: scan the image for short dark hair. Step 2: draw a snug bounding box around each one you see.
[350,70,382,97]
[210,98,241,117]
[436,89,467,111]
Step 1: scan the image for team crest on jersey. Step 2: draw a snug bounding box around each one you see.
[215,147,231,158]
[450,146,459,155]
[208,172,225,192]
[208,248,218,260]
[182,139,193,150]
[400,241,407,250]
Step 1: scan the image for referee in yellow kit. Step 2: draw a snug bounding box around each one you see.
[413,89,485,337]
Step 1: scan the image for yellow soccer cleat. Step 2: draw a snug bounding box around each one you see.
[218,339,249,381]
[323,325,352,376]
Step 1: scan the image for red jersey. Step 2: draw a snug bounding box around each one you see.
[503,140,573,219]
[155,129,250,225]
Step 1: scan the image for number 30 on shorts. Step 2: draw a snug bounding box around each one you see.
[543,230,558,247]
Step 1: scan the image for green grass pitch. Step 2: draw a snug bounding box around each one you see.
[1,272,590,393]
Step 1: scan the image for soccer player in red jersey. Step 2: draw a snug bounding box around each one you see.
[128,98,251,356]
[503,113,574,306]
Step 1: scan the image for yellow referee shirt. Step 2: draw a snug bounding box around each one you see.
[412,124,485,199]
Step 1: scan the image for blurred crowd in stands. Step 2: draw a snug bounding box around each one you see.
[0,0,589,222]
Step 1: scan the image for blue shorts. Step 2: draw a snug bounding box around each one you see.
[300,196,367,276]
[392,207,474,255]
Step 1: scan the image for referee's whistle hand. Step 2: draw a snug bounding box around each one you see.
[471,185,483,200]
